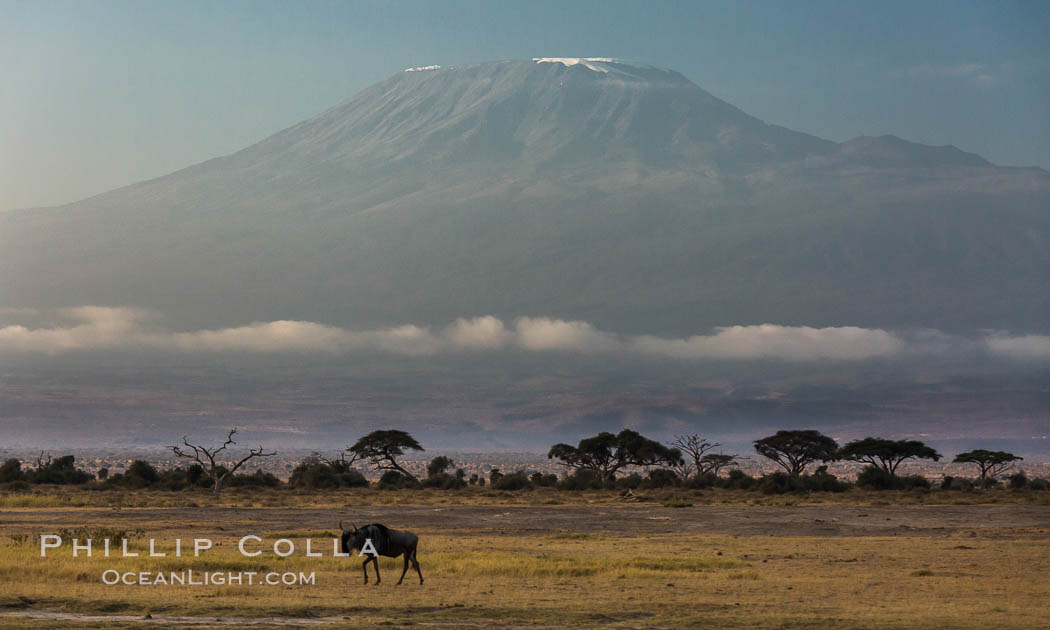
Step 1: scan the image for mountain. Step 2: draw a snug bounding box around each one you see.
[2,58,1048,335]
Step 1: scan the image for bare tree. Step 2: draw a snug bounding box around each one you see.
[671,458,696,481]
[35,451,53,470]
[171,428,276,493]
[670,435,718,478]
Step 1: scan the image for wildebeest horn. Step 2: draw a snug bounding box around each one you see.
[351,522,358,532]
[339,520,344,532]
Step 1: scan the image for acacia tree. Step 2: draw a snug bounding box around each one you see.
[548,429,682,481]
[837,438,941,475]
[953,450,1023,480]
[699,453,744,476]
[347,429,424,480]
[754,430,838,476]
[171,428,276,493]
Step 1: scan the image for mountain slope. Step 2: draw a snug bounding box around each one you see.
[2,58,1048,334]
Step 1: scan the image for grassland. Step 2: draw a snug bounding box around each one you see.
[1,487,1048,628]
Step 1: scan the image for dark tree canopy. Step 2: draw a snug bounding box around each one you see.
[699,453,742,476]
[754,430,838,476]
[548,429,682,480]
[0,458,22,483]
[837,438,941,474]
[427,456,454,477]
[348,429,424,480]
[953,450,1023,480]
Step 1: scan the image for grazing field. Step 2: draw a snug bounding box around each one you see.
[0,488,1048,629]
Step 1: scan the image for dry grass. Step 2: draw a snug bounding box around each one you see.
[0,491,1048,628]
[1,484,1047,510]
[1,530,1047,628]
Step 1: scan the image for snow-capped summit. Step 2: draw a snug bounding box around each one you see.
[532,57,674,78]
[533,57,625,71]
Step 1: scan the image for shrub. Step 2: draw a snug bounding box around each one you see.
[557,469,603,491]
[760,471,847,494]
[160,468,191,490]
[289,462,337,488]
[0,459,24,483]
[1028,478,1049,491]
[686,472,717,489]
[127,460,160,486]
[422,472,467,490]
[1008,472,1028,489]
[227,470,281,488]
[103,461,211,490]
[27,455,93,485]
[340,469,370,487]
[427,456,454,477]
[856,466,926,490]
[378,470,419,489]
[805,470,849,492]
[717,469,757,490]
[492,471,532,491]
[900,475,931,489]
[642,468,679,489]
[186,464,207,486]
[530,472,558,487]
[615,473,643,490]
[856,465,896,490]
[289,461,369,489]
[759,472,801,494]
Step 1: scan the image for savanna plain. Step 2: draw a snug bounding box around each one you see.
[1,487,1048,629]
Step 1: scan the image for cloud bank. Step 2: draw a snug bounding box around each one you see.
[0,307,1046,362]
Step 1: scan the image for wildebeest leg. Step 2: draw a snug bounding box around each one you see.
[372,556,381,584]
[361,558,370,584]
[411,545,423,584]
[397,553,410,585]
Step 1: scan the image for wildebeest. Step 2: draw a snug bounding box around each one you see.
[340,521,423,585]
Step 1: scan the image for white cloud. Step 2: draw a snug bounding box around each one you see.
[1,306,1046,363]
[631,324,903,361]
[0,307,443,356]
[0,306,145,353]
[445,316,510,349]
[984,334,1050,360]
[512,317,618,353]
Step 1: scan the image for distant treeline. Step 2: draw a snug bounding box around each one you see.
[0,428,1042,494]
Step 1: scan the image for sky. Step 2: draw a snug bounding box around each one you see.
[2,0,1048,211]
